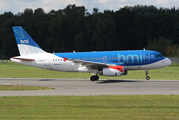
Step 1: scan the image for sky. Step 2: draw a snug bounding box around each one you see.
[0,0,178,14]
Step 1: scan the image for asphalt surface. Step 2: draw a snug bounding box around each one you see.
[0,78,179,96]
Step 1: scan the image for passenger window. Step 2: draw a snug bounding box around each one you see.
[156,55,158,58]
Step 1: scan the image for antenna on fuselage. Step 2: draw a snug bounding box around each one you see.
[143,48,146,50]
[73,50,75,53]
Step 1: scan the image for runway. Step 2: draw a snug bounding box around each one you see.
[0,78,179,96]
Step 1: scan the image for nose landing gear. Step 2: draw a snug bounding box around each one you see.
[146,76,150,80]
[145,69,150,80]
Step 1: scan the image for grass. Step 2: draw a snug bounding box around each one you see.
[0,85,54,91]
[0,95,179,120]
[0,62,178,119]
[0,61,179,80]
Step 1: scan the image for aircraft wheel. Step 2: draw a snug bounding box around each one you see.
[90,76,96,81]
[95,75,99,81]
[90,75,99,81]
[146,76,150,80]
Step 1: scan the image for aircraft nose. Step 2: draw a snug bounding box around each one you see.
[163,58,172,66]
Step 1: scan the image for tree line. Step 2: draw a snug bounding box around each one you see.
[1,4,179,58]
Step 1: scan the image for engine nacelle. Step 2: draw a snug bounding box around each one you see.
[75,66,89,72]
[74,66,98,73]
[99,66,127,76]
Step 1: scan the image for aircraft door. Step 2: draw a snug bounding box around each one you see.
[44,55,50,66]
[143,52,150,63]
[103,56,107,62]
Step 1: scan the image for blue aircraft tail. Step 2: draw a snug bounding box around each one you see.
[12,26,46,56]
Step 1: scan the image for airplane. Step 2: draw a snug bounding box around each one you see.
[10,26,172,81]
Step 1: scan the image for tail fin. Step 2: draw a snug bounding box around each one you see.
[12,26,46,56]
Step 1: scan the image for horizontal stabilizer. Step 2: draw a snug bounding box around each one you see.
[10,57,35,61]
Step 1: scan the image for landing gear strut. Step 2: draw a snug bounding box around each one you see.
[145,69,150,80]
[90,75,99,81]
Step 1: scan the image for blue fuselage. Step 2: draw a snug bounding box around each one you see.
[54,50,165,66]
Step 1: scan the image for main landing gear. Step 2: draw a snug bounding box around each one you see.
[145,69,150,80]
[90,75,99,81]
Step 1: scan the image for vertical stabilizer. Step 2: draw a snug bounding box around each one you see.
[12,26,46,56]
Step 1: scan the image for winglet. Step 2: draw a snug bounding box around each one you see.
[63,57,68,62]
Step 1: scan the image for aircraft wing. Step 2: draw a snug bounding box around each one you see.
[63,57,113,69]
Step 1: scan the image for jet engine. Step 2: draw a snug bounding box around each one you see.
[99,66,127,76]
[74,66,98,73]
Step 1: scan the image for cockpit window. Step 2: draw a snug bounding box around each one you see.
[156,54,164,58]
